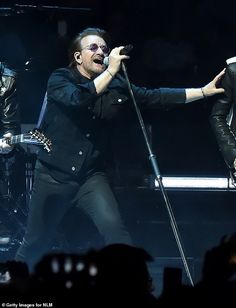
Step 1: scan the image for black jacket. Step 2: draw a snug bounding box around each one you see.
[210,61,236,169]
[38,67,186,180]
[0,64,20,137]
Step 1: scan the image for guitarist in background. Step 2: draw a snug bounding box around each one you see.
[210,58,236,184]
[0,62,21,240]
[0,62,20,153]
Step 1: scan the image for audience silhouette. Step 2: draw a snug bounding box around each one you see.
[0,235,236,306]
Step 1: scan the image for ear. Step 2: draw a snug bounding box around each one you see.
[74,51,82,64]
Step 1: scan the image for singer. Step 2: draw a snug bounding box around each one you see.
[15,27,224,271]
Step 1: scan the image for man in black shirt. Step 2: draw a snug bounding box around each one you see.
[0,63,21,239]
[210,57,236,182]
[0,63,20,153]
[15,27,224,270]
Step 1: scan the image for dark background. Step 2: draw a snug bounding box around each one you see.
[1,0,234,178]
[1,0,236,288]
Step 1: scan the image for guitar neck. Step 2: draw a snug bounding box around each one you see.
[5,134,41,146]
[1,130,52,152]
[9,134,24,145]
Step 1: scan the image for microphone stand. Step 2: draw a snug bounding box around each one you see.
[121,62,194,286]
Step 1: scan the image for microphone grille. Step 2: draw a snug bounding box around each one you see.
[103,57,109,66]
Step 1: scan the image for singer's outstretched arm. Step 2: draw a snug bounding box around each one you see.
[185,69,225,103]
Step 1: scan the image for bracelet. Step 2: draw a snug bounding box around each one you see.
[106,69,114,78]
[201,87,207,99]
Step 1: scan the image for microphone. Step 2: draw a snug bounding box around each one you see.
[103,44,133,66]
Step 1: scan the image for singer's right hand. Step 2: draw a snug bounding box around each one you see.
[107,46,130,76]
[94,46,130,94]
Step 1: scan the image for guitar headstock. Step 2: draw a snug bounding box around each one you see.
[29,129,52,152]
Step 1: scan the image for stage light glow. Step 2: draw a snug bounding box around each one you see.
[154,177,235,190]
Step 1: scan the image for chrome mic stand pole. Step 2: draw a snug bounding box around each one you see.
[122,62,194,286]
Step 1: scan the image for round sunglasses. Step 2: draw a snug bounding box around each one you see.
[81,43,110,55]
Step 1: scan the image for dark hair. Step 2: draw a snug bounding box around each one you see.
[68,27,110,68]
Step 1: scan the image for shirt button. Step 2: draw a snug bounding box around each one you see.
[92,115,96,120]
[118,98,122,103]
[72,166,76,171]
[86,133,90,138]
[79,151,83,155]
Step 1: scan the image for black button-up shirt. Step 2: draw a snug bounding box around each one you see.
[38,67,185,180]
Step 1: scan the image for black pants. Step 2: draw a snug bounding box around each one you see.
[15,161,132,270]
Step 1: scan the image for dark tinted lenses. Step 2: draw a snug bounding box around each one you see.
[87,43,110,55]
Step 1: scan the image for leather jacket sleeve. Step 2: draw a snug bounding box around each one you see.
[0,66,21,137]
[209,63,236,169]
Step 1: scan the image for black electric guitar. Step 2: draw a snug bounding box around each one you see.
[1,129,52,153]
